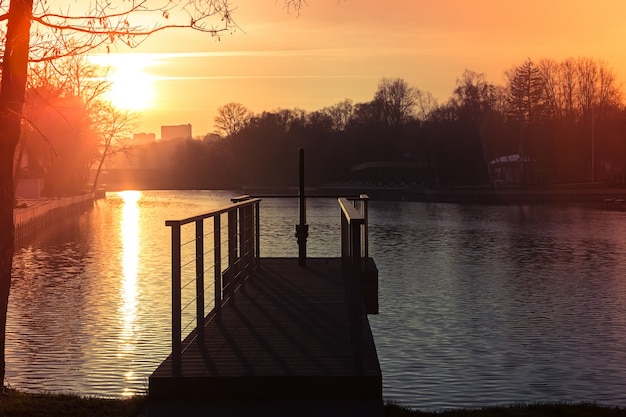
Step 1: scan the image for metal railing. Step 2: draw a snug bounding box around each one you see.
[165,197,261,376]
[339,194,369,372]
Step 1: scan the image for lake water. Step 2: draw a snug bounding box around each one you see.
[8,190,626,410]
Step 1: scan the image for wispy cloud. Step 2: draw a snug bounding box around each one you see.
[152,74,375,81]
[91,47,435,62]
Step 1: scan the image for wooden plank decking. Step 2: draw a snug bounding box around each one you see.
[149,257,382,406]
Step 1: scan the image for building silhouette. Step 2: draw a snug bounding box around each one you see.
[161,123,192,141]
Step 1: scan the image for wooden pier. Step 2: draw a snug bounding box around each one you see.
[146,196,382,416]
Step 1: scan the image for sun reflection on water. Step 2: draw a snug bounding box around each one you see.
[118,190,141,388]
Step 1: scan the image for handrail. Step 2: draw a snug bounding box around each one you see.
[166,194,368,376]
[166,198,261,377]
[165,198,261,227]
[340,195,369,258]
[338,195,369,372]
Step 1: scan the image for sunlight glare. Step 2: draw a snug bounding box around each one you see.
[90,54,156,111]
[119,190,141,358]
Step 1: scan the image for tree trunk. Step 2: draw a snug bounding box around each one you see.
[0,0,34,387]
[91,140,111,193]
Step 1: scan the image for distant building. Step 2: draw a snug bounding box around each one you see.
[489,154,535,185]
[133,132,156,145]
[161,124,192,141]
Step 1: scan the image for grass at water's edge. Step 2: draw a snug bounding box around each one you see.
[385,402,626,416]
[0,389,144,417]
[2,390,626,417]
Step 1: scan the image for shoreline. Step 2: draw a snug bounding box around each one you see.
[243,183,626,206]
[2,389,626,417]
[97,183,626,205]
[13,193,96,244]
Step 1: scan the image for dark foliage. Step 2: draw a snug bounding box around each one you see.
[117,61,626,190]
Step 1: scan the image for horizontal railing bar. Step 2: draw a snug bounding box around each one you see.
[165,198,261,227]
[245,194,364,200]
[338,198,365,225]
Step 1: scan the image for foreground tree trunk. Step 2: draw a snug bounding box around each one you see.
[0,0,34,386]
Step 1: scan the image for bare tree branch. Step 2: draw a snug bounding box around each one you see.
[283,0,307,15]
[25,1,238,62]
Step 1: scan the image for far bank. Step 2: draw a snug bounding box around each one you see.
[98,168,626,205]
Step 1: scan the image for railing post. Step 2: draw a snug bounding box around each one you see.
[195,220,205,341]
[340,207,348,259]
[227,208,237,298]
[214,215,222,319]
[296,148,308,267]
[339,198,365,373]
[254,200,260,264]
[169,222,182,377]
[360,194,369,258]
[245,204,254,271]
[237,206,246,288]
[350,220,364,372]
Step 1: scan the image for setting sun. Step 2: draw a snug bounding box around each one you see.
[90,54,156,111]
[108,66,155,111]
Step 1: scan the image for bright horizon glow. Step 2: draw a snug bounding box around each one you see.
[89,54,157,111]
[93,0,626,137]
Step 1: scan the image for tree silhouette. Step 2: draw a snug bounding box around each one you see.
[18,56,134,195]
[452,70,499,182]
[506,58,547,183]
[374,77,419,128]
[214,102,253,137]
[91,103,137,193]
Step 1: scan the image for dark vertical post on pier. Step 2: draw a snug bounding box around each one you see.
[195,220,205,341]
[170,224,182,377]
[295,148,308,267]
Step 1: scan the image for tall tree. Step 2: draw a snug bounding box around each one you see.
[506,58,548,183]
[576,57,621,181]
[18,57,128,196]
[323,99,354,132]
[214,102,253,137]
[374,77,419,128]
[90,103,137,193]
[414,89,438,122]
[452,69,498,181]
[0,0,304,388]
[507,59,548,125]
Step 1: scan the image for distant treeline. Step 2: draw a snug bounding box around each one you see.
[115,57,626,190]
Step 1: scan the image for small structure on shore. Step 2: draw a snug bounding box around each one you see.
[489,154,534,185]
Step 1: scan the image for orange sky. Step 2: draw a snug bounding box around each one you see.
[95,0,626,138]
